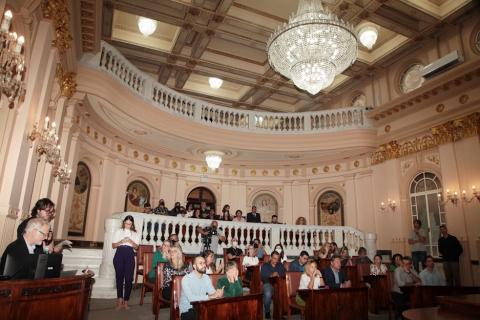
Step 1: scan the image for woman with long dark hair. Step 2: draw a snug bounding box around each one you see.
[112,215,140,310]
[220,204,232,221]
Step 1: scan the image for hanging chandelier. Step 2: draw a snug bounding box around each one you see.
[266,0,357,95]
[204,151,224,170]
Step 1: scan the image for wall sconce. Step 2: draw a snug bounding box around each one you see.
[438,189,459,206]
[461,186,480,203]
[380,199,396,212]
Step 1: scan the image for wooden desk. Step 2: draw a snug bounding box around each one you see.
[437,294,480,317]
[270,276,288,320]
[0,274,93,320]
[363,275,390,313]
[400,286,480,308]
[246,265,261,294]
[403,306,477,320]
[191,293,263,320]
[298,287,368,320]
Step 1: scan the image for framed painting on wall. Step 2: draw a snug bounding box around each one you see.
[318,191,344,226]
[68,162,91,236]
[124,180,150,213]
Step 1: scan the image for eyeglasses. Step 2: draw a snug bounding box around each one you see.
[35,228,48,237]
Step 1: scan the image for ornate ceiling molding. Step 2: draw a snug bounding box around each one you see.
[56,63,77,99]
[371,112,480,165]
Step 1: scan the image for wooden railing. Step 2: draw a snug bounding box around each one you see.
[82,41,373,134]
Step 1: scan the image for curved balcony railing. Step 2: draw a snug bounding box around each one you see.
[111,212,366,257]
[82,41,372,134]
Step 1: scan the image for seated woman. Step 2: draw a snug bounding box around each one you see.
[242,245,259,281]
[226,238,243,260]
[232,210,245,222]
[161,245,188,300]
[217,261,243,297]
[389,253,403,272]
[204,249,224,274]
[295,260,325,306]
[339,246,353,267]
[317,243,330,259]
[273,243,287,263]
[148,240,171,282]
[370,254,387,275]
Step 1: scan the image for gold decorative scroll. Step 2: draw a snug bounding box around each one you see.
[371,112,480,165]
[56,63,76,98]
[42,0,73,54]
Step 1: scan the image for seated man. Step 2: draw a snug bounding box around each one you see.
[217,261,243,297]
[260,251,286,319]
[0,218,48,278]
[321,255,351,289]
[179,256,224,320]
[226,238,243,260]
[288,250,309,272]
[419,255,446,286]
[391,256,421,319]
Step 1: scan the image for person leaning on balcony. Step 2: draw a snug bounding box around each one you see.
[270,214,281,224]
[219,204,232,221]
[232,209,245,222]
[246,205,261,223]
[153,199,169,215]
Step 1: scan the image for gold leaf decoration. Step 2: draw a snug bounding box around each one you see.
[293,169,299,176]
[42,0,73,54]
[143,154,149,161]
[262,170,268,176]
[250,170,257,176]
[202,166,208,173]
[371,112,479,165]
[171,161,178,168]
[117,144,122,152]
[190,165,196,172]
[273,169,280,176]
[323,166,330,173]
[354,160,360,167]
[312,167,318,174]
[231,169,238,176]
[133,151,139,158]
[335,164,341,171]
[56,63,76,98]
[102,137,107,144]
[154,157,160,164]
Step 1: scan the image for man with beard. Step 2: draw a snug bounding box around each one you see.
[196,220,226,254]
[179,256,224,320]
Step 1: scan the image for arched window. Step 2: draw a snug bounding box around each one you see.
[409,171,445,257]
[68,162,91,236]
[187,187,216,211]
[317,191,344,226]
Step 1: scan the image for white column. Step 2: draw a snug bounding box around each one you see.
[365,232,377,260]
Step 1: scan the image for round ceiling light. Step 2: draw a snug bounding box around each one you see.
[208,77,223,89]
[138,17,157,37]
[359,25,378,50]
[204,151,224,170]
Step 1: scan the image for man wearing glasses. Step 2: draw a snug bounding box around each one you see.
[391,256,421,319]
[0,218,49,278]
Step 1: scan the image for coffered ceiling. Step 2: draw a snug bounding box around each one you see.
[76,0,475,113]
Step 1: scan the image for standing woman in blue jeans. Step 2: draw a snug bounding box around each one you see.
[112,215,140,310]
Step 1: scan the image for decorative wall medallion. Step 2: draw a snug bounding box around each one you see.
[190,165,196,172]
[459,94,469,104]
[133,151,139,158]
[102,137,107,144]
[231,169,238,176]
[436,104,445,113]
[323,166,330,173]
[75,115,80,124]
[400,159,414,176]
[117,144,122,152]
[86,126,90,134]
[154,157,160,164]
[384,125,391,133]
[293,169,299,176]
[93,131,98,139]
[273,169,280,176]
[201,166,208,173]
[171,161,178,168]
[334,164,341,172]
[354,160,360,167]
[214,169,219,174]
[262,170,268,176]
[312,167,318,174]
[400,64,425,93]
[250,169,257,176]
[425,153,440,166]
[143,154,149,161]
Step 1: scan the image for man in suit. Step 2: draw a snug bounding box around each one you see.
[0,218,49,278]
[246,206,261,223]
[322,255,351,288]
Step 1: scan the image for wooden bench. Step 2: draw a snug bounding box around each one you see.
[363,274,391,314]
[140,252,154,305]
[191,293,263,320]
[135,244,153,287]
[285,271,304,319]
[270,276,288,320]
[298,287,369,320]
[400,285,480,308]
[0,274,94,320]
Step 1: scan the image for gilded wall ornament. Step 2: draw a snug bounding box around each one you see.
[56,63,77,98]
[143,154,149,161]
[312,167,318,174]
[372,112,479,165]
[262,170,268,176]
[190,165,196,172]
[117,144,122,152]
[171,161,178,168]
[273,169,280,176]
[335,164,341,172]
[436,104,445,113]
[353,160,360,167]
[250,169,257,176]
[323,166,330,173]
[384,125,391,133]
[102,137,107,144]
[293,169,299,176]
[459,94,469,104]
[133,151,139,158]
[42,0,73,54]
[201,166,208,173]
[154,157,160,164]
[231,169,238,176]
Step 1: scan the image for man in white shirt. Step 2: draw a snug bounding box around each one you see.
[408,219,427,272]
[391,256,421,319]
[419,255,446,286]
[179,256,224,320]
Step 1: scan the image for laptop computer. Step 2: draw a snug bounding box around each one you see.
[3,253,63,280]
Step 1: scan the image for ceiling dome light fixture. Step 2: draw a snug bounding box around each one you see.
[204,151,224,170]
[138,16,157,36]
[359,25,378,50]
[267,0,357,95]
[208,77,223,89]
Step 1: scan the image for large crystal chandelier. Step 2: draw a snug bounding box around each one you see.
[267,0,357,95]
[204,151,224,170]
[27,117,61,167]
[0,10,26,108]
